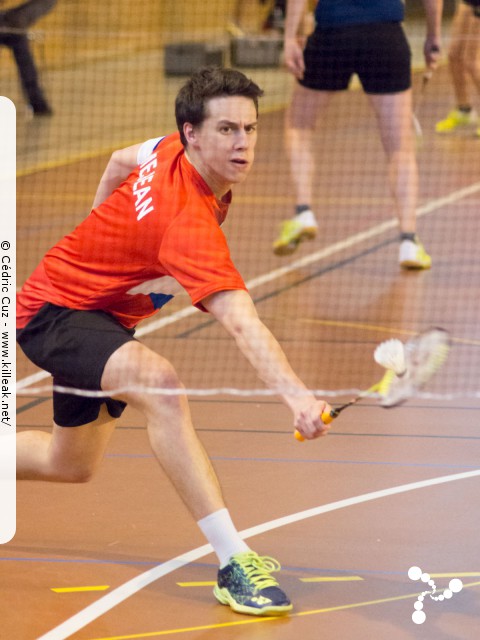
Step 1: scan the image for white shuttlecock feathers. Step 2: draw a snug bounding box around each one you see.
[373,339,407,375]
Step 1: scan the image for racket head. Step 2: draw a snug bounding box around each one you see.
[377,327,450,407]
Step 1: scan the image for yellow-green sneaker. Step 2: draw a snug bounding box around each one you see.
[273,209,318,256]
[214,551,292,616]
[399,235,431,270]
[435,109,477,133]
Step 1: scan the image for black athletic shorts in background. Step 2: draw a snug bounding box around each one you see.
[17,304,137,427]
[300,22,411,95]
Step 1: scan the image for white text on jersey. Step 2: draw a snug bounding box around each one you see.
[134,154,157,220]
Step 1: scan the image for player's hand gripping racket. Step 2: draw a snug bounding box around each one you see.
[295,327,450,441]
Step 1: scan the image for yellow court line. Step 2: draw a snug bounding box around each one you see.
[86,581,480,640]
[176,582,216,587]
[51,586,110,593]
[300,576,363,583]
[17,144,132,178]
[431,573,480,578]
[293,318,480,347]
[87,616,277,640]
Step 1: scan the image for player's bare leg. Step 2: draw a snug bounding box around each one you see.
[17,406,117,482]
[101,341,225,520]
[449,4,480,103]
[273,86,332,255]
[369,90,430,269]
[368,89,418,234]
[285,85,333,207]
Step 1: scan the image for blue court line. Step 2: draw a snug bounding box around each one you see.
[0,557,159,566]
[102,452,479,471]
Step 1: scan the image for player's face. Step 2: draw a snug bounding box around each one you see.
[185,95,258,197]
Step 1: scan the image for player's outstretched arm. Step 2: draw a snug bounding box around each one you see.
[91,142,143,208]
[203,289,332,440]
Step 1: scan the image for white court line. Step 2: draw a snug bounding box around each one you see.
[16,180,480,392]
[36,468,480,640]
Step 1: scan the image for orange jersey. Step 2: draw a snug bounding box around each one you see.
[17,133,247,329]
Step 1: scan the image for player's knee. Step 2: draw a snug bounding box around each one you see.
[125,357,184,409]
[157,361,182,389]
[142,355,181,389]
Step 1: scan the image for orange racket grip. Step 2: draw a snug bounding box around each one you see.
[294,411,335,442]
[321,411,335,424]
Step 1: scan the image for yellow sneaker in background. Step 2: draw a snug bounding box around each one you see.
[435,109,478,133]
[273,209,318,256]
[399,235,431,270]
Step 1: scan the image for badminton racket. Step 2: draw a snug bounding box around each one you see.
[412,70,432,140]
[295,327,450,441]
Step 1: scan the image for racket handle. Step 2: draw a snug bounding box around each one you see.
[294,411,335,442]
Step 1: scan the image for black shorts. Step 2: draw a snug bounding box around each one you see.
[17,304,137,427]
[301,22,411,95]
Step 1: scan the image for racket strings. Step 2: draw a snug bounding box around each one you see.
[378,329,451,407]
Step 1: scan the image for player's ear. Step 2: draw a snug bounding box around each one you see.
[183,122,196,145]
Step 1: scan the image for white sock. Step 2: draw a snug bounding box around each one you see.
[197,508,250,567]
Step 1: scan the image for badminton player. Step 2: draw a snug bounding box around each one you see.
[16,66,332,616]
[273,0,442,269]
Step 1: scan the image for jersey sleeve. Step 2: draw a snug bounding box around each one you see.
[136,137,165,165]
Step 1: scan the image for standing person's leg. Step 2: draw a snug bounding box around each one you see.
[462,7,480,136]
[435,2,480,133]
[274,23,354,256]
[463,8,480,92]
[356,21,430,269]
[273,85,332,255]
[369,90,417,235]
[369,90,430,269]
[436,3,478,132]
[449,4,473,106]
[8,33,52,114]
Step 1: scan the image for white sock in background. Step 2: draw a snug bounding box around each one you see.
[197,508,250,567]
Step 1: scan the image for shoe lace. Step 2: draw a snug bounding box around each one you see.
[235,552,282,590]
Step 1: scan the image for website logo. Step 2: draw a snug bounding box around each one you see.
[408,566,463,624]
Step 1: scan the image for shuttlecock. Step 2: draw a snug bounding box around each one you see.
[374,339,407,376]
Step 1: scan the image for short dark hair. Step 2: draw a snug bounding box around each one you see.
[175,66,264,146]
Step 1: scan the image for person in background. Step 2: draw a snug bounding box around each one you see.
[0,0,56,115]
[435,0,480,135]
[273,0,442,270]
